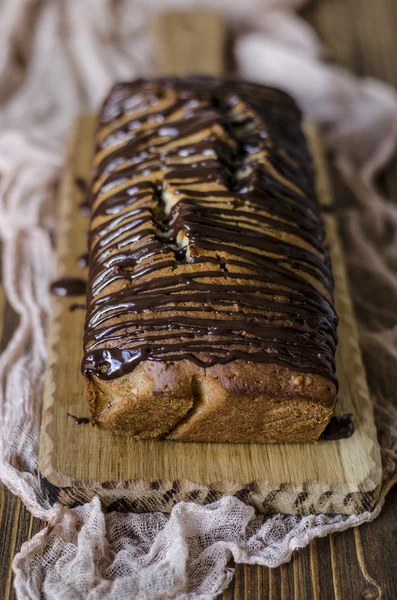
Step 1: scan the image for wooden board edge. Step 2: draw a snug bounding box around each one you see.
[306,124,382,495]
[38,472,379,515]
[38,118,90,488]
[38,116,382,514]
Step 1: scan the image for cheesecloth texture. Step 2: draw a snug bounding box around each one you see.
[0,1,396,598]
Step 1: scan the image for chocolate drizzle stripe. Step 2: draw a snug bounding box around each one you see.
[82,77,338,385]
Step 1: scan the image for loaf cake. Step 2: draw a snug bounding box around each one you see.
[82,76,338,443]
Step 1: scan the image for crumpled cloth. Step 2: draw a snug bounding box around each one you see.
[1,1,397,599]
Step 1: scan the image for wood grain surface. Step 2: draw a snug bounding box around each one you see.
[37,115,381,515]
[1,0,397,598]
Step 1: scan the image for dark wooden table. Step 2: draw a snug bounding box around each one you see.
[1,0,397,597]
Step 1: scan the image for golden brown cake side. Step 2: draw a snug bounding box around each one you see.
[82,76,338,443]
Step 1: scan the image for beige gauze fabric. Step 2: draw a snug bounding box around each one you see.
[0,1,397,598]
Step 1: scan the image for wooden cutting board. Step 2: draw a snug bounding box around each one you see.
[38,12,382,515]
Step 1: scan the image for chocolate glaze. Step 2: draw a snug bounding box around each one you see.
[67,412,90,425]
[82,76,338,386]
[51,277,86,297]
[320,414,354,440]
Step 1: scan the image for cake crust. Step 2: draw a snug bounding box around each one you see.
[86,359,335,442]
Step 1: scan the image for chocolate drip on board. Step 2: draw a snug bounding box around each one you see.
[320,414,354,440]
[51,277,86,297]
[70,303,86,312]
[77,252,89,268]
[75,177,90,216]
[67,412,90,425]
[82,76,338,387]
[79,200,90,216]
[75,177,88,193]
